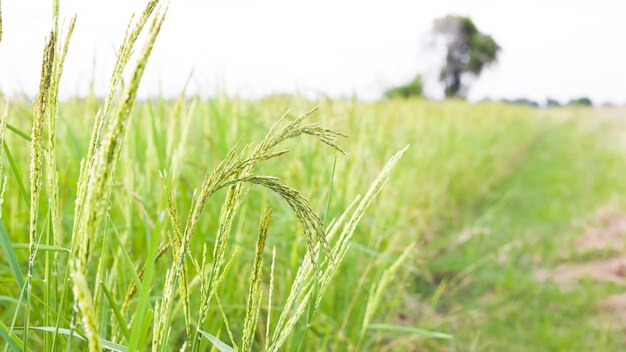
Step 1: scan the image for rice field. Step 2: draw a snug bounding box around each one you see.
[2,1,626,351]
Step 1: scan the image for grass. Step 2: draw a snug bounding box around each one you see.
[2,1,626,351]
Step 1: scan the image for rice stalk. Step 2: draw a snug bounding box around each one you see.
[24,32,55,350]
[314,146,410,310]
[268,146,408,352]
[169,99,196,185]
[241,207,272,352]
[63,2,161,327]
[229,175,326,263]
[68,4,167,351]
[122,188,192,339]
[150,192,190,351]
[214,295,238,350]
[0,1,422,349]
[254,107,346,261]
[359,243,415,339]
[187,109,346,351]
[69,266,100,351]
[151,268,175,352]
[166,191,192,332]
[72,7,167,269]
[29,34,55,264]
[71,0,160,254]
[265,247,276,351]
[46,12,76,245]
[146,143,251,344]
[80,0,159,179]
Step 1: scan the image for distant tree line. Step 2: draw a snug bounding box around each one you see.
[478,97,595,108]
[385,15,599,108]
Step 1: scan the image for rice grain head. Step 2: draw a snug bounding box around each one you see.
[242,206,272,352]
[68,3,167,349]
[268,146,408,352]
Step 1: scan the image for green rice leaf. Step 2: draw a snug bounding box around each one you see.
[368,323,452,340]
[0,218,24,290]
[2,141,29,207]
[5,123,31,142]
[109,221,142,289]
[0,319,23,352]
[198,330,236,352]
[15,327,128,352]
[12,243,69,253]
[100,282,131,341]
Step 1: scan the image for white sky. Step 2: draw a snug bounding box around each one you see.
[1,0,625,104]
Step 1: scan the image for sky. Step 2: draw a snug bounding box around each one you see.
[0,0,625,104]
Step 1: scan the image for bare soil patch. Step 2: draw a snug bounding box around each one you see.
[598,294,626,325]
[575,207,626,253]
[534,256,626,290]
[535,207,626,289]
[534,206,626,324]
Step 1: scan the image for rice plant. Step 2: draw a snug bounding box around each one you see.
[5,1,624,346]
[0,1,417,351]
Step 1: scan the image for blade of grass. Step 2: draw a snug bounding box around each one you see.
[100,282,131,341]
[198,330,236,352]
[126,221,158,352]
[12,243,69,253]
[14,327,128,352]
[322,154,338,225]
[4,271,28,352]
[109,220,142,289]
[147,103,165,171]
[296,155,338,352]
[0,277,43,284]
[0,320,22,352]
[5,123,31,142]
[0,218,24,290]
[2,142,29,207]
[367,324,453,340]
[0,296,20,305]
[265,247,276,351]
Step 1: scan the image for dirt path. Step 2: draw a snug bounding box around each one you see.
[534,206,626,323]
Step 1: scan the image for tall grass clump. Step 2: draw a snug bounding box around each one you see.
[0,1,419,351]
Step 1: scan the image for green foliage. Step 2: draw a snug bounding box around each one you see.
[501,98,539,108]
[385,75,424,99]
[568,97,593,106]
[434,15,500,98]
[1,1,417,351]
[546,98,562,107]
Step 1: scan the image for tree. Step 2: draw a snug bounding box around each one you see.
[567,97,593,106]
[502,98,539,108]
[433,15,500,98]
[385,74,424,99]
[546,98,561,107]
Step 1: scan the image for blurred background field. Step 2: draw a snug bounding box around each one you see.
[2,0,626,350]
[2,93,626,350]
